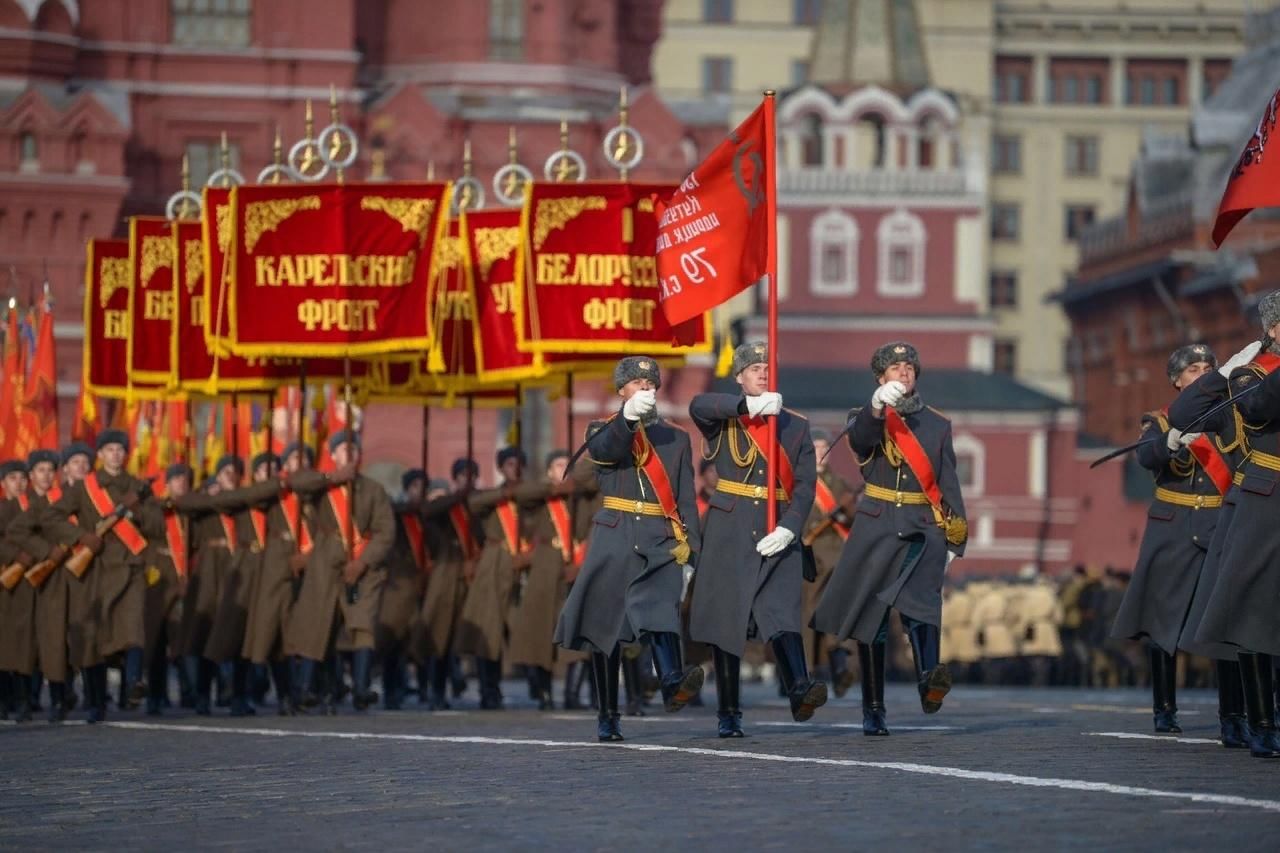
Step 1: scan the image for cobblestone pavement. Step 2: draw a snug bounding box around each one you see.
[2,682,1277,850]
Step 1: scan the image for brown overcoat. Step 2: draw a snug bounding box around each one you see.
[0,496,38,675]
[242,488,307,664]
[142,508,187,666]
[8,486,73,681]
[414,492,480,661]
[376,505,428,654]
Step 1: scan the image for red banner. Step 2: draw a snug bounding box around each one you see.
[465,208,546,385]
[85,238,153,400]
[654,100,771,342]
[127,216,178,391]
[515,181,711,355]
[1213,88,1280,247]
[16,297,57,454]
[219,183,449,358]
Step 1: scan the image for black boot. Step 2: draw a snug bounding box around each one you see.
[86,664,108,723]
[713,647,743,738]
[270,661,294,716]
[1239,652,1280,758]
[1150,646,1181,733]
[771,632,828,723]
[563,661,585,710]
[146,648,169,716]
[478,658,503,710]
[176,658,195,709]
[593,648,623,742]
[905,619,951,714]
[648,632,704,713]
[293,657,318,711]
[1217,659,1250,749]
[184,656,210,715]
[532,667,553,711]
[829,646,855,699]
[12,672,32,722]
[858,641,889,736]
[47,681,67,724]
[352,649,378,711]
[382,651,403,710]
[29,671,43,712]
[229,659,256,717]
[426,656,450,710]
[621,652,645,717]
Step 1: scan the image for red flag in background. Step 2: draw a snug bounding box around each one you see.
[18,294,57,453]
[0,302,25,458]
[71,384,100,446]
[654,97,773,344]
[316,387,345,472]
[1213,89,1280,247]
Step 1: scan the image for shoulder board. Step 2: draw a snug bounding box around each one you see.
[926,405,950,421]
[584,412,618,441]
[1243,362,1269,380]
[1142,410,1170,430]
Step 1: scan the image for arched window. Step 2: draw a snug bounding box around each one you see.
[801,112,824,167]
[19,131,37,164]
[917,115,942,170]
[877,209,925,296]
[854,113,886,169]
[952,433,986,497]
[810,209,858,296]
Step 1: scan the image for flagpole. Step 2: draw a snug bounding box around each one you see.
[763,90,779,533]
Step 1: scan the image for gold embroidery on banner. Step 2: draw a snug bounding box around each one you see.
[432,235,467,273]
[99,258,130,307]
[244,196,322,253]
[215,204,232,253]
[637,198,654,213]
[140,235,175,287]
[533,196,607,250]
[183,239,203,293]
[473,227,520,278]
[360,197,438,240]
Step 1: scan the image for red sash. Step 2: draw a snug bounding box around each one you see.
[634,427,686,533]
[47,482,74,524]
[402,512,429,573]
[696,492,709,521]
[165,509,188,578]
[327,485,368,560]
[1252,353,1280,375]
[84,472,147,556]
[883,409,946,514]
[449,502,480,560]
[813,476,850,540]
[494,500,528,556]
[17,493,29,511]
[1159,406,1233,496]
[250,508,267,549]
[218,514,238,550]
[280,490,313,554]
[739,415,795,497]
[546,497,586,566]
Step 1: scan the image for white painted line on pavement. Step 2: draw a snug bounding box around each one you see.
[1072,704,1201,716]
[1086,731,1221,746]
[101,721,1280,814]
[756,721,958,731]
[547,714,696,724]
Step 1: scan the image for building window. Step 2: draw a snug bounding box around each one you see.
[952,433,986,496]
[1085,75,1102,104]
[994,56,1032,104]
[991,203,1020,241]
[1064,204,1096,240]
[489,0,524,60]
[185,139,242,188]
[171,0,251,48]
[1163,77,1179,106]
[702,56,733,95]
[800,112,824,166]
[876,209,925,297]
[989,271,1018,308]
[1065,135,1099,176]
[793,0,820,25]
[994,339,1017,375]
[810,209,858,296]
[19,132,37,163]
[703,0,734,23]
[791,59,810,87]
[1202,58,1233,101]
[992,134,1021,174]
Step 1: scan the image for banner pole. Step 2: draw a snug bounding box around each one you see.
[297,362,308,468]
[763,90,779,533]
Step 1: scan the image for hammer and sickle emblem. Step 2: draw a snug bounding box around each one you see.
[732,134,766,215]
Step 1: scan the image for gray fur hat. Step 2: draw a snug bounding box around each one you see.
[1260,290,1280,333]
[871,341,922,377]
[612,356,661,391]
[1166,344,1216,384]
[732,341,768,377]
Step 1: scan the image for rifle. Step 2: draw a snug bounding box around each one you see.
[25,483,152,587]
[0,560,26,591]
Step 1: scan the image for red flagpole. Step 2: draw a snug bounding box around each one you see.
[764,90,779,532]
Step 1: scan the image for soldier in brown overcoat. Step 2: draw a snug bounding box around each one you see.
[43,429,162,723]
[141,463,192,715]
[0,458,32,720]
[377,468,430,710]
[286,432,394,713]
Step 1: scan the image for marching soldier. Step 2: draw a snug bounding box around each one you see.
[44,430,161,722]
[378,468,431,710]
[415,458,480,710]
[1111,345,1242,735]
[0,458,34,719]
[688,342,824,738]
[555,356,704,742]
[142,463,192,715]
[455,447,564,710]
[813,342,967,736]
[9,443,92,722]
[508,450,595,710]
[802,429,857,697]
[287,432,394,712]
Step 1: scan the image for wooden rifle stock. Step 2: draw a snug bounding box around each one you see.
[802,516,836,547]
[0,561,26,590]
[25,503,137,586]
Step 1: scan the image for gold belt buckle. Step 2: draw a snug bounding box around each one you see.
[551,536,562,549]
[752,485,765,499]
[894,491,904,506]
[1194,495,1205,509]
[633,500,644,514]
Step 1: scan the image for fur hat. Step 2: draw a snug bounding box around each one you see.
[26,449,60,470]
[1260,290,1280,333]
[544,449,570,470]
[401,468,427,492]
[165,462,193,482]
[95,429,130,453]
[1166,344,1216,384]
[0,459,28,478]
[450,458,478,480]
[612,356,661,391]
[251,452,279,473]
[60,442,93,466]
[281,441,315,466]
[870,341,922,377]
[328,430,359,454]
[732,341,768,377]
[214,454,245,477]
[496,446,527,468]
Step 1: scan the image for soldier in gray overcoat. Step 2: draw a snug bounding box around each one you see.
[812,342,966,736]
[1111,344,1242,736]
[688,342,824,738]
[555,356,704,742]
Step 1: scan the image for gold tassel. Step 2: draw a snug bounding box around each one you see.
[427,344,445,374]
[715,339,734,378]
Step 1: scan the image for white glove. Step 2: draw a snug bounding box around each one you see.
[1166,427,1183,451]
[946,552,958,567]
[1219,340,1262,378]
[745,391,782,417]
[871,381,907,411]
[622,389,656,421]
[755,527,796,557]
[1178,431,1202,447]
